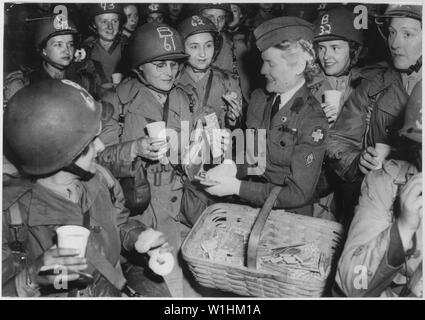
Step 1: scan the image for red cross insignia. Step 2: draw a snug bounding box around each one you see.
[312,127,325,143]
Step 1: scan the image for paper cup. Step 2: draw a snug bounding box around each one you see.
[146,121,168,164]
[324,90,343,111]
[374,143,391,169]
[146,121,167,140]
[56,226,90,258]
[112,73,123,85]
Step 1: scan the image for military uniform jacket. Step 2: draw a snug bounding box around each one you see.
[335,160,422,297]
[236,85,329,215]
[178,66,242,129]
[97,77,195,250]
[213,33,234,74]
[2,165,147,297]
[81,35,127,93]
[326,62,409,182]
[98,76,193,177]
[307,67,364,111]
[3,63,99,104]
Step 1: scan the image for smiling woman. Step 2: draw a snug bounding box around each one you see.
[94,13,120,42]
[177,15,243,129]
[96,21,198,296]
[139,61,180,92]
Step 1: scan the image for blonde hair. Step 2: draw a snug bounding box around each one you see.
[274,39,321,79]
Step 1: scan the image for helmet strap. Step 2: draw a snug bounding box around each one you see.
[63,162,95,181]
[397,56,422,75]
[133,69,174,95]
[40,52,69,71]
[189,64,209,74]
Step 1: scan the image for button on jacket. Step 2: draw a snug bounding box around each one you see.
[326,62,410,182]
[236,85,329,216]
[2,166,147,297]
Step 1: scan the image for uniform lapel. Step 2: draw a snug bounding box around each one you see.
[270,85,307,129]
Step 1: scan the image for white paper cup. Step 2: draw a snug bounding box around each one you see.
[374,143,391,169]
[146,121,168,164]
[56,226,90,258]
[324,90,343,111]
[146,121,167,140]
[112,73,123,85]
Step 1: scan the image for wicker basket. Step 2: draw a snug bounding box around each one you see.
[181,187,343,297]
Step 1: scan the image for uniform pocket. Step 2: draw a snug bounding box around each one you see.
[268,131,295,166]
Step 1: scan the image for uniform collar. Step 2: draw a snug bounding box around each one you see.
[274,79,306,111]
[28,173,104,227]
[94,36,122,55]
[368,65,404,97]
[401,68,422,95]
[268,84,309,129]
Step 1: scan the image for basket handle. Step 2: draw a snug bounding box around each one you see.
[247,186,282,269]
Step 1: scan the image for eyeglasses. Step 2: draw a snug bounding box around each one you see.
[151,61,179,73]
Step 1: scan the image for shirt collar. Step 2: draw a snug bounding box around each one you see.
[274,79,306,110]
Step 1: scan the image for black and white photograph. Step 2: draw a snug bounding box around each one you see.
[1,1,423,303]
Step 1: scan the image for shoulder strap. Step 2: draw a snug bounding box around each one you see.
[9,202,23,225]
[91,59,109,85]
[117,89,140,141]
[163,94,170,124]
[363,89,385,149]
[7,202,26,254]
[203,70,214,108]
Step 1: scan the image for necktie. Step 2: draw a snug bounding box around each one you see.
[270,95,281,120]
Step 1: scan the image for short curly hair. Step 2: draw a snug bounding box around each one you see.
[273,39,321,80]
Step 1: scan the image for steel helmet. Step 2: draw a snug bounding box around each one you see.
[375,4,422,22]
[89,3,125,19]
[197,3,232,15]
[129,22,188,69]
[34,15,79,49]
[4,80,102,176]
[374,5,422,74]
[313,7,364,45]
[142,3,167,15]
[399,80,422,143]
[178,15,218,40]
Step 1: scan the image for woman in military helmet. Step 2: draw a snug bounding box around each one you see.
[311,6,365,125]
[309,6,366,224]
[141,3,167,24]
[177,15,243,129]
[4,14,96,102]
[325,5,422,229]
[197,3,243,82]
[122,4,140,40]
[98,22,200,297]
[81,3,128,92]
[2,79,171,297]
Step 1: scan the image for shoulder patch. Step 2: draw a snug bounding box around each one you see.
[305,152,315,167]
[311,126,326,144]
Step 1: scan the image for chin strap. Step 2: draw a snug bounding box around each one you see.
[133,69,174,95]
[63,162,95,181]
[397,57,422,75]
[189,64,209,74]
[40,52,71,71]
